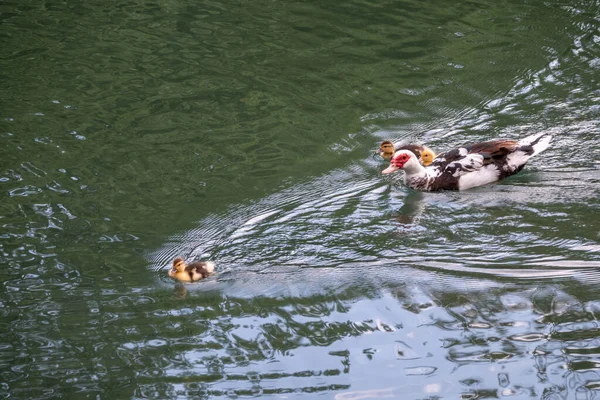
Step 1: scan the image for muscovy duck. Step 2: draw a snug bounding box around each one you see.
[381,133,552,191]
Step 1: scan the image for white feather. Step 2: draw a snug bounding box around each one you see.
[458,164,500,190]
[450,154,484,177]
[504,150,531,171]
[531,135,552,155]
[505,133,552,171]
[204,261,216,273]
[518,132,545,145]
[518,132,552,154]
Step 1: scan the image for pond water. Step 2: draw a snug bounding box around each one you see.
[2,0,600,398]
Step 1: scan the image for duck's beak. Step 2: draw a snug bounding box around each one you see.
[381,165,399,174]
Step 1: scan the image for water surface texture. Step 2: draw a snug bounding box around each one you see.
[2,0,600,398]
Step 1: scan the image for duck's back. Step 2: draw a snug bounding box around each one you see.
[185,261,216,281]
[414,133,551,191]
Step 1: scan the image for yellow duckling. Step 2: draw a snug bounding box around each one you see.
[376,141,436,166]
[419,146,436,166]
[168,257,216,282]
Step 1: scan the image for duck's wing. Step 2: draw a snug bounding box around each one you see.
[431,139,519,169]
[429,147,485,177]
[429,147,468,169]
[465,140,519,165]
[406,149,486,191]
[465,139,518,154]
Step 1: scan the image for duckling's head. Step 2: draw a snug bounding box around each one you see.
[170,257,186,277]
[377,141,396,159]
[419,146,436,166]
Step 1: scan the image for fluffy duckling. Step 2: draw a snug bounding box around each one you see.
[378,140,397,159]
[168,257,216,282]
[376,141,436,166]
[419,146,436,166]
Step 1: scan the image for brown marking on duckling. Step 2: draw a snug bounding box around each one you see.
[168,257,216,282]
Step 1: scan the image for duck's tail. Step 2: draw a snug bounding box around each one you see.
[204,261,216,274]
[519,132,553,156]
[503,133,552,173]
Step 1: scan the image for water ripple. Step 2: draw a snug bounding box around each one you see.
[3,0,600,398]
[151,150,600,293]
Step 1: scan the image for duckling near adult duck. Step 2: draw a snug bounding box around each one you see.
[381,132,552,191]
[375,141,436,166]
[168,257,216,282]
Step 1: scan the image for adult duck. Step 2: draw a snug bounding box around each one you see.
[381,132,552,191]
[168,257,215,282]
[375,141,436,166]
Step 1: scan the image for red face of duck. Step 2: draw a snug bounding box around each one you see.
[382,152,412,174]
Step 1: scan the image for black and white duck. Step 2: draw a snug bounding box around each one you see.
[381,133,552,191]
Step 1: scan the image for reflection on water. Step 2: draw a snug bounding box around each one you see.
[2,0,600,398]
[145,146,600,396]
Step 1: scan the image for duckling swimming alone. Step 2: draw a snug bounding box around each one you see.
[168,257,216,282]
[376,141,436,166]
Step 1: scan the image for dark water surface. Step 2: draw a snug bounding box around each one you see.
[2,0,600,398]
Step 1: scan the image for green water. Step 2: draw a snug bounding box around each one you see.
[2,0,600,398]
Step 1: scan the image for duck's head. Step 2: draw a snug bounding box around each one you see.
[376,140,396,160]
[169,257,186,278]
[381,150,421,174]
[419,146,436,166]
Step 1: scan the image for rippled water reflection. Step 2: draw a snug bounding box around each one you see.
[2,0,600,398]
